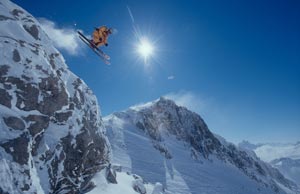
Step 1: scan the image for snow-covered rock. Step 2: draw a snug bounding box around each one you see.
[88,169,166,194]
[0,0,112,193]
[104,97,300,194]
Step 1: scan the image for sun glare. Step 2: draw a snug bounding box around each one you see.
[137,37,154,61]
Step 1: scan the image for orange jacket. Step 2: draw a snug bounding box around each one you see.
[92,26,110,47]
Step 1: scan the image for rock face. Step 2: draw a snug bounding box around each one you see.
[104,97,300,194]
[0,0,110,193]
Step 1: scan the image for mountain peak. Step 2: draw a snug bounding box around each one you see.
[238,140,259,150]
[128,96,178,113]
[105,98,300,194]
[123,97,214,146]
[157,96,176,106]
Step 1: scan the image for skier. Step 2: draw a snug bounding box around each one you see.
[77,26,114,64]
[91,26,113,48]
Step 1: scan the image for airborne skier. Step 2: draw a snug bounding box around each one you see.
[77,25,114,65]
[91,26,113,48]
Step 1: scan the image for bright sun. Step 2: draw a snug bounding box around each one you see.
[137,37,154,60]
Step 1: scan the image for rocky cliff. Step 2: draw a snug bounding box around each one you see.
[0,0,110,193]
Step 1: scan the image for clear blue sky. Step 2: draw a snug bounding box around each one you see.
[13,0,300,144]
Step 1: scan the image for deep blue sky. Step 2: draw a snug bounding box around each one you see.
[13,0,300,144]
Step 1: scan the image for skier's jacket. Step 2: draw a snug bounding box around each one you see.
[92,26,111,47]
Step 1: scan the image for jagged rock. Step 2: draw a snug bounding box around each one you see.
[23,24,39,40]
[0,65,9,77]
[3,116,25,131]
[106,164,117,184]
[0,88,12,108]
[0,14,14,21]
[38,76,69,116]
[153,142,172,159]
[132,178,146,194]
[25,114,49,136]
[1,133,29,165]
[11,9,24,17]
[12,49,21,62]
[54,111,72,123]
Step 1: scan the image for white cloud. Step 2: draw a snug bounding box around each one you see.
[167,75,175,80]
[39,18,81,55]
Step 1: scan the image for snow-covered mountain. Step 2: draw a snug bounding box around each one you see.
[239,141,300,163]
[0,0,111,193]
[104,97,300,194]
[0,0,164,193]
[239,141,300,187]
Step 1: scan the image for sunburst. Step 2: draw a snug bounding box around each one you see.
[136,36,154,63]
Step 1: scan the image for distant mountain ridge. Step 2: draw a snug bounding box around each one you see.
[238,141,300,162]
[239,140,300,187]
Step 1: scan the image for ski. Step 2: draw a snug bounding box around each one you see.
[78,36,110,64]
[77,31,110,64]
[78,31,110,59]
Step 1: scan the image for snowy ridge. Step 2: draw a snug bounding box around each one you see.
[271,158,300,188]
[104,97,300,194]
[239,141,300,187]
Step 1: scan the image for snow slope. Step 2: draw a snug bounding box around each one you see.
[104,97,300,194]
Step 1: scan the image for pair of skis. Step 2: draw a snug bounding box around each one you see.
[77,31,110,65]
